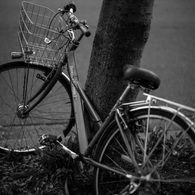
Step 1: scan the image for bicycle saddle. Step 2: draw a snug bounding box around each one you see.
[123,65,160,90]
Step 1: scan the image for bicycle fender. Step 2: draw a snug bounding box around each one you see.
[130,105,195,131]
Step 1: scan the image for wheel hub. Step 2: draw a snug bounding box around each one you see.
[139,170,161,194]
[17,103,29,119]
[126,168,161,194]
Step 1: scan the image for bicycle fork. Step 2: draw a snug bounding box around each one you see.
[17,63,64,118]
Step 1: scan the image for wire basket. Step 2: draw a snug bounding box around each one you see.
[18,1,71,67]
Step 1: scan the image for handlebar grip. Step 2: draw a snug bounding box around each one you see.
[78,23,91,37]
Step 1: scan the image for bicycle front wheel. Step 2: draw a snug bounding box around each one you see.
[94,107,195,195]
[0,61,74,153]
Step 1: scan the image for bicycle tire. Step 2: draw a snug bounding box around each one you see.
[0,61,74,153]
[94,107,195,195]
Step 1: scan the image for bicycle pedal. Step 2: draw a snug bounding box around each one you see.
[39,134,62,145]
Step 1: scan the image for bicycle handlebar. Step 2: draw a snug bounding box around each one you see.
[68,11,91,37]
[61,2,91,37]
[78,22,91,37]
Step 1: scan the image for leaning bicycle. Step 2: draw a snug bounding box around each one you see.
[0,1,195,194]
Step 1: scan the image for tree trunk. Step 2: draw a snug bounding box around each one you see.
[85,0,154,120]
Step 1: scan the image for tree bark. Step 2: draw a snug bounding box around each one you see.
[85,0,154,120]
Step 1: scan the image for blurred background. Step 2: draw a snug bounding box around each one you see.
[0,0,195,107]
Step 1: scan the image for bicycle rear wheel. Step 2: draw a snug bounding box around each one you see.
[0,61,74,153]
[94,107,195,195]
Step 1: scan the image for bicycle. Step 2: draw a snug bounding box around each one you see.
[0,1,195,194]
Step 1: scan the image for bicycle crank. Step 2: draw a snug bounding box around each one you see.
[40,134,79,159]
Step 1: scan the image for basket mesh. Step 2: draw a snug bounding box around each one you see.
[19,1,70,67]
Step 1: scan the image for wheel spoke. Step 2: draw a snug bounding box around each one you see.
[95,108,195,195]
[0,62,74,153]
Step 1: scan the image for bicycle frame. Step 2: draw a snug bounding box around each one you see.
[4,2,194,193]
[16,24,195,185]
[67,50,137,155]
[64,50,145,181]
[67,49,195,159]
